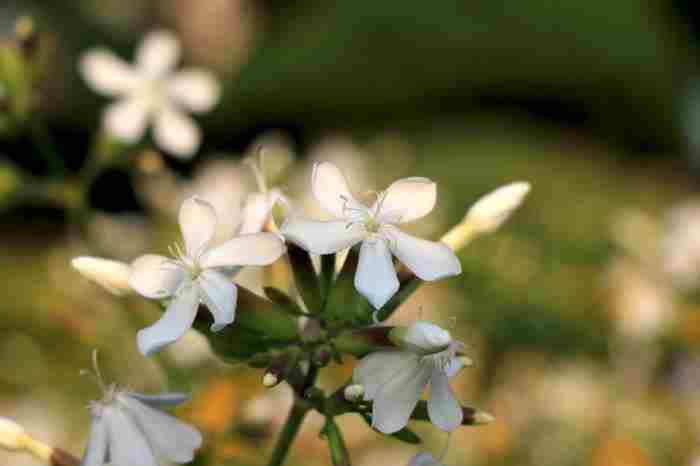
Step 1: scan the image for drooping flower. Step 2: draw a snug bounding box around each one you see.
[71,256,133,296]
[79,30,220,158]
[81,369,202,466]
[281,162,461,309]
[353,321,465,434]
[129,196,286,355]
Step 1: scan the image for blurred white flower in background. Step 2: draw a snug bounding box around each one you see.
[661,200,700,291]
[79,29,220,158]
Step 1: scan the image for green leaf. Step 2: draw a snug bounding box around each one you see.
[287,243,322,313]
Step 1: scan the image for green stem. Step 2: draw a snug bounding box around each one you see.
[266,402,310,466]
[324,417,351,466]
[30,121,66,177]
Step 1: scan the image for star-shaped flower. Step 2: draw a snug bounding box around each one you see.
[129,196,286,355]
[281,162,461,309]
[354,321,465,434]
[79,30,220,158]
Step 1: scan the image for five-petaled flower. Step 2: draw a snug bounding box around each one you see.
[79,29,220,158]
[281,162,461,309]
[129,196,286,355]
[354,321,465,434]
[82,387,201,466]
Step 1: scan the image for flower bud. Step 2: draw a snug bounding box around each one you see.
[262,372,279,388]
[390,321,451,353]
[465,182,530,235]
[0,417,26,450]
[71,256,132,296]
[343,384,364,402]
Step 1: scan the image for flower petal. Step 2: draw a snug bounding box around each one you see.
[281,217,364,255]
[124,392,190,407]
[118,394,202,463]
[238,193,272,235]
[168,69,220,114]
[353,350,421,400]
[388,228,461,281]
[428,371,463,431]
[102,405,158,466]
[402,321,452,353]
[79,48,139,96]
[137,284,199,356]
[179,196,217,258]
[153,106,201,159]
[355,238,399,309]
[197,269,237,331]
[372,358,432,434]
[129,254,184,299]
[408,453,440,466]
[103,97,150,144]
[200,232,286,268]
[374,177,436,224]
[312,161,360,218]
[136,29,180,78]
[81,416,108,466]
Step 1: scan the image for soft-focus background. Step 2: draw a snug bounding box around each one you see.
[3,1,700,465]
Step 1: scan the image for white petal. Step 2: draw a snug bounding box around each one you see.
[125,392,190,407]
[71,256,132,296]
[388,228,461,281]
[428,371,463,431]
[153,106,201,159]
[372,359,432,434]
[238,193,272,235]
[353,350,421,400]
[408,453,440,466]
[129,254,184,299]
[102,405,158,466]
[312,161,360,218]
[168,69,220,113]
[355,238,399,309]
[201,232,286,268]
[79,48,139,96]
[374,177,436,224]
[137,284,199,356]
[81,416,108,466]
[402,321,452,353]
[118,394,202,463]
[281,217,364,255]
[102,97,150,144]
[136,29,180,78]
[179,196,217,258]
[445,357,463,377]
[197,269,237,331]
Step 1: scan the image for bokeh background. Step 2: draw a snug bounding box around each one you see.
[2,1,700,465]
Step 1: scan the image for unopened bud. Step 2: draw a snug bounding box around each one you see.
[473,410,495,424]
[262,372,279,387]
[465,182,530,235]
[0,417,26,450]
[71,256,132,296]
[14,17,38,56]
[312,344,332,366]
[390,322,451,353]
[343,384,364,402]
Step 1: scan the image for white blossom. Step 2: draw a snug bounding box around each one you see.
[71,256,132,296]
[465,182,530,234]
[281,162,461,309]
[353,321,465,434]
[82,386,201,466]
[129,196,286,355]
[79,29,220,159]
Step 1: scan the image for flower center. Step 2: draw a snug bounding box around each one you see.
[365,217,381,233]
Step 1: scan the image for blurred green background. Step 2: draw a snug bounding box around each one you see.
[2,1,700,465]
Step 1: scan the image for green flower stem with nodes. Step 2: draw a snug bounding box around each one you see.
[324,417,351,466]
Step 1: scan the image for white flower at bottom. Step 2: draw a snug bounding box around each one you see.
[281,161,461,309]
[353,321,465,434]
[408,453,442,466]
[82,386,201,466]
[79,29,220,159]
[129,196,286,355]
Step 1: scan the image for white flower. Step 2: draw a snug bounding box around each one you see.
[79,29,220,159]
[129,196,286,355]
[281,162,461,309]
[407,453,441,466]
[353,321,465,434]
[82,386,201,466]
[71,256,133,296]
[465,182,530,234]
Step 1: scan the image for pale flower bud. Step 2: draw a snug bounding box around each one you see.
[391,321,452,353]
[262,372,279,388]
[343,384,365,402]
[466,182,530,234]
[71,256,132,296]
[0,417,26,450]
